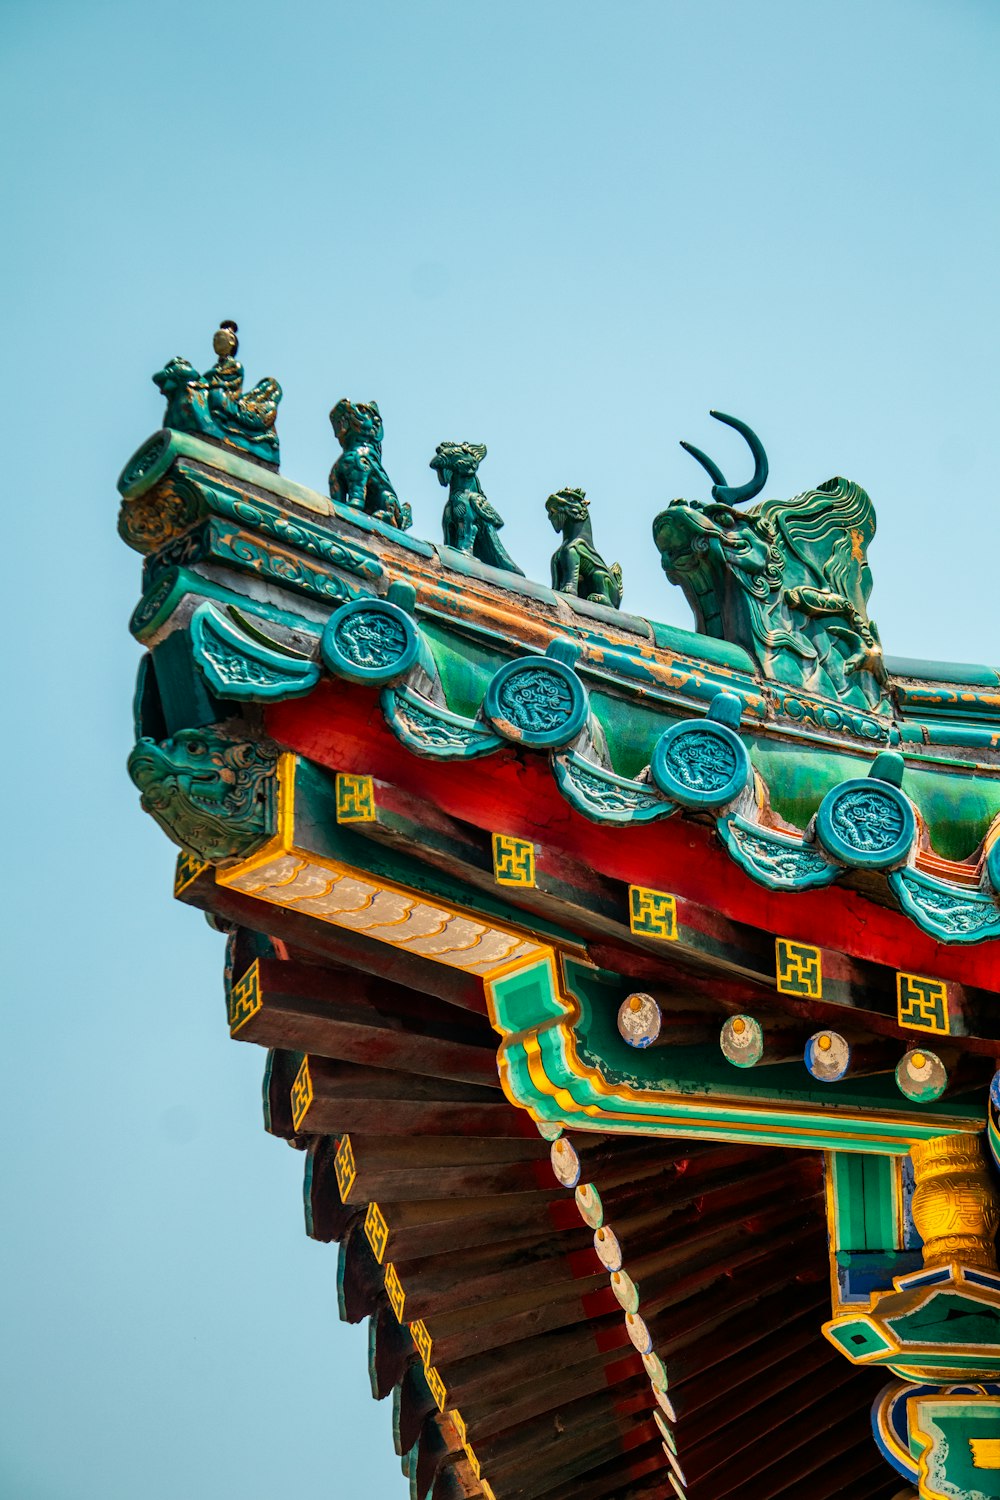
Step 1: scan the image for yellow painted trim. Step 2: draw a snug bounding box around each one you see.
[628,885,678,941]
[333,1133,356,1200]
[410,1318,433,1368]
[290,1055,313,1132]
[425,1364,447,1412]
[910,1395,978,1500]
[174,851,210,897]
[228,958,262,1035]
[217,755,552,979]
[897,971,951,1036]
[364,1200,389,1263]
[335,772,376,824]
[491,832,536,888]
[215,754,983,1156]
[970,1438,1000,1468]
[384,1261,405,1321]
[775,937,823,999]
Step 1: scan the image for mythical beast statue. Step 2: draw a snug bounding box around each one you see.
[127,727,278,864]
[153,321,282,467]
[546,486,623,608]
[329,399,413,531]
[653,411,890,714]
[431,441,523,575]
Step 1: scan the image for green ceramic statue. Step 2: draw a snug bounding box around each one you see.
[127,727,277,863]
[546,487,623,608]
[654,414,889,713]
[431,441,523,575]
[153,321,282,466]
[329,399,412,531]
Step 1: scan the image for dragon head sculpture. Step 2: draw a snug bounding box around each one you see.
[127,727,278,864]
[430,441,487,486]
[330,399,384,449]
[545,486,590,531]
[654,478,889,713]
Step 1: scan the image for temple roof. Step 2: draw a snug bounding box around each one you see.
[119,382,1000,1500]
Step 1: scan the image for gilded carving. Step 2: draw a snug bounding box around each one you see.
[910,1134,999,1272]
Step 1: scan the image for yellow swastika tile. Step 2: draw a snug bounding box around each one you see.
[897,972,950,1035]
[384,1261,405,1321]
[228,960,262,1035]
[425,1364,447,1412]
[336,772,376,823]
[174,851,210,896]
[333,1134,356,1201]
[364,1200,389,1263]
[775,939,823,999]
[290,1056,314,1130]
[492,833,536,887]
[628,886,678,941]
[410,1318,433,1366]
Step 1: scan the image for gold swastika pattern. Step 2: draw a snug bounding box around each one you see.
[174,851,210,896]
[451,1411,467,1446]
[333,1134,356,1201]
[290,1056,314,1130]
[410,1318,433,1367]
[492,833,536,887]
[464,1443,481,1481]
[426,1364,447,1412]
[629,886,678,941]
[384,1262,405,1321]
[335,773,376,824]
[364,1200,389,1263]
[228,960,262,1035]
[897,972,950,1035]
[775,939,823,999]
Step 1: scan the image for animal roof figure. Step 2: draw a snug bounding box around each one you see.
[329,399,412,532]
[431,441,523,576]
[152,320,282,467]
[655,413,888,714]
[546,487,623,610]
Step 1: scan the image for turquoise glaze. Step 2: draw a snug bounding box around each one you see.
[153,323,281,467]
[816,774,916,870]
[190,603,319,701]
[321,596,422,686]
[546,487,623,608]
[484,652,590,750]
[432,441,523,575]
[650,692,751,810]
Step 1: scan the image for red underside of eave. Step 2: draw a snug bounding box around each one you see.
[266,681,1000,990]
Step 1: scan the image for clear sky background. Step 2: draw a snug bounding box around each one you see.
[2,2,999,1496]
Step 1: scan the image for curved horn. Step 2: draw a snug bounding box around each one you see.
[678,439,727,490]
[707,411,768,505]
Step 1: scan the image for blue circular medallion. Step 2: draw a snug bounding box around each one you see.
[816,778,915,869]
[484,656,589,749]
[650,717,750,809]
[321,597,419,685]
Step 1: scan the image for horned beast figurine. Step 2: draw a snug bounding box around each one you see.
[545,487,623,608]
[153,320,282,466]
[431,442,523,575]
[329,399,412,531]
[654,411,890,713]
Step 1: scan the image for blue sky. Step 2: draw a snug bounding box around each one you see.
[2,2,999,1495]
